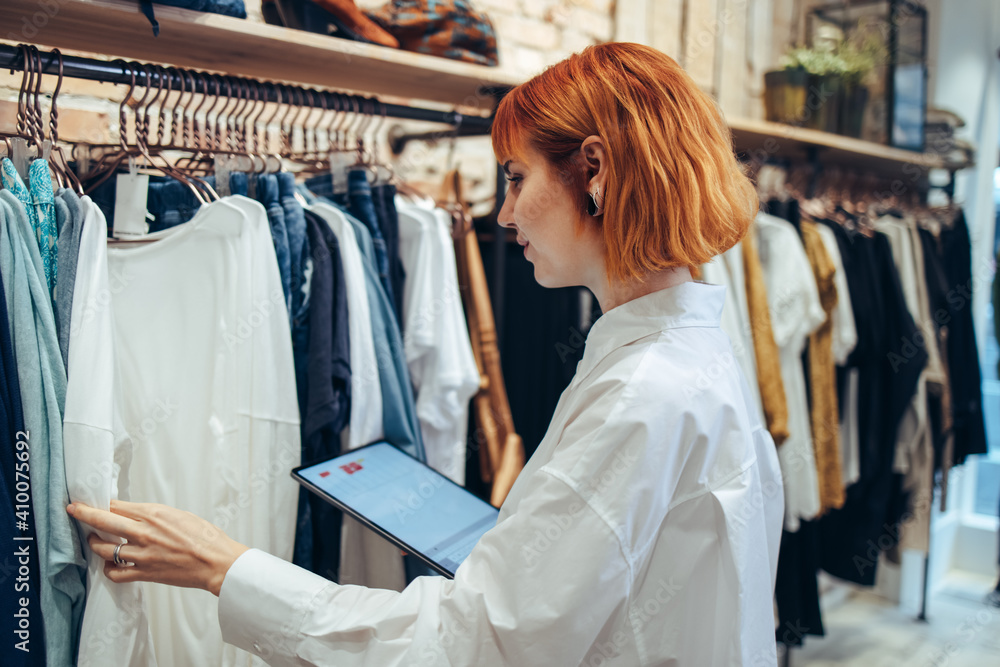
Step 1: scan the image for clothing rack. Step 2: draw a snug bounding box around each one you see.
[1,42,513,344]
[0,43,494,133]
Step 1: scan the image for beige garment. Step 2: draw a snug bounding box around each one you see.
[444,170,524,507]
[800,221,845,514]
[741,231,790,445]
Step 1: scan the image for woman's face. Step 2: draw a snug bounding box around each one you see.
[497,145,605,289]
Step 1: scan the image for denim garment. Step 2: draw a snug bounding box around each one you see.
[150,0,246,17]
[28,160,58,295]
[0,192,87,667]
[373,182,405,324]
[277,172,308,323]
[90,176,201,233]
[90,173,248,233]
[257,174,292,316]
[347,169,397,310]
[276,173,312,420]
[340,207,422,461]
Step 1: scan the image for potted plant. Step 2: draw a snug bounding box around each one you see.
[836,33,885,138]
[765,30,885,136]
[774,46,846,133]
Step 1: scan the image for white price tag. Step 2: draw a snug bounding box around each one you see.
[330,151,353,195]
[113,162,150,239]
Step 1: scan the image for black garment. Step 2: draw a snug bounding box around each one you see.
[0,271,47,666]
[775,521,825,647]
[818,225,926,586]
[920,211,988,466]
[292,210,352,582]
[479,231,600,460]
[373,183,406,327]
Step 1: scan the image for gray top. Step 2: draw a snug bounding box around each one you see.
[55,188,84,370]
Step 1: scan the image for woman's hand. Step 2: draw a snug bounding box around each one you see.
[67,500,250,596]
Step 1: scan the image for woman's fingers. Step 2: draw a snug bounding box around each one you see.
[68,503,145,542]
[108,499,151,519]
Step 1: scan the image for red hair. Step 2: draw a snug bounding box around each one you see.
[491,42,758,283]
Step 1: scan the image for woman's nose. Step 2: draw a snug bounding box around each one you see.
[497,191,515,228]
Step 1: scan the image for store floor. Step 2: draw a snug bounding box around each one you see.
[790,572,1000,666]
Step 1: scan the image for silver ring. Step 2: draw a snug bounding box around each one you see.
[113,542,126,567]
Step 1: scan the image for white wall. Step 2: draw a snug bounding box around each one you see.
[924,0,1000,585]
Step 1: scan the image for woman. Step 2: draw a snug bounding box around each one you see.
[68,42,784,665]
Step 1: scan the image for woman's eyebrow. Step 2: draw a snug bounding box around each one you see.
[502,160,514,176]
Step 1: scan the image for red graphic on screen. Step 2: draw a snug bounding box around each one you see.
[339,461,364,475]
[319,471,331,478]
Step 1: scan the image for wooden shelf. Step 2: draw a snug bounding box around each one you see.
[0,0,968,179]
[728,117,971,177]
[0,0,520,111]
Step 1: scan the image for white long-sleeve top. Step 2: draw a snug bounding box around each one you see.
[217,281,784,666]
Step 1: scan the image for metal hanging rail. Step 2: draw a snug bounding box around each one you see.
[0,43,496,133]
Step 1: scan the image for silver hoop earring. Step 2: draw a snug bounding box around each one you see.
[588,186,604,217]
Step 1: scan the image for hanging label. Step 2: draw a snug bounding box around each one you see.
[330,151,352,195]
[10,138,30,179]
[113,161,150,239]
[214,154,232,198]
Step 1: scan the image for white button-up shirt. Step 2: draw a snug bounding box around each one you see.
[218,281,784,666]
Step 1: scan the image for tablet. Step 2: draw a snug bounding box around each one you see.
[291,441,500,579]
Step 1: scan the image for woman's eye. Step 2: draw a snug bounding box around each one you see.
[505,176,522,186]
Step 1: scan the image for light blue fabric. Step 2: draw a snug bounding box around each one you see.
[338,206,424,462]
[0,191,87,667]
[28,159,58,295]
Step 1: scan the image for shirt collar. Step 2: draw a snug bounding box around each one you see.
[575,281,726,382]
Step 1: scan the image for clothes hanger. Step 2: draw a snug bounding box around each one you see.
[43,49,85,195]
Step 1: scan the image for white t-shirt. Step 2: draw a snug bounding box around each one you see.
[217,281,784,666]
[103,197,300,666]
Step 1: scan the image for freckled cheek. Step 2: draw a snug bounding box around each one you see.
[515,193,544,227]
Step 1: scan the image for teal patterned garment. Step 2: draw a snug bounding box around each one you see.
[0,158,57,295]
[1,158,38,232]
[29,159,58,294]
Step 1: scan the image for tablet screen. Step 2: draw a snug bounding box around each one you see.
[294,441,499,577]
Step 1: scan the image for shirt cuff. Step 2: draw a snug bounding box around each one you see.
[218,548,336,665]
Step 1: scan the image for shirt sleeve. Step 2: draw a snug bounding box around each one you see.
[218,468,631,667]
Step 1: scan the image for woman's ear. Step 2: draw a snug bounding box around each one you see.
[580,135,607,216]
[580,135,607,190]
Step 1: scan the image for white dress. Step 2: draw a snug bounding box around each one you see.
[102,197,300,666]
[218,281,784,666]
